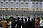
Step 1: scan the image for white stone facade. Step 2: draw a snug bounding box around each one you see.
[0,0,42,11]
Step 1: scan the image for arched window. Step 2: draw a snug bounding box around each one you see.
[6,2,8,8]
[21,2,24,8]
[25,3,28,8]
[1,2,3,8]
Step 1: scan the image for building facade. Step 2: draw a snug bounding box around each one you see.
[0,0,42,11]
[0,0,43,18]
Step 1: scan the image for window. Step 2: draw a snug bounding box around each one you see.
[21,3,24,8]
[9,0,11,1]
[1,2,3,4]
[40,3,42,8]
[25,3,28,8]
[6,2,8,4]
[16,3,19,8]
[1,2,3,7]
[31,0,39,1]
[31,0,35,1]
[26,3,28,4]
[24,0,25,2]
[36,3,38,7]
[32,3,35,7]
[36,3,38,4]
[3,0,5,1]
[16,3,18,4]
[6,2,8,8]
[13,0,16,1]
[21,3,23,4]
[19,0,21,1]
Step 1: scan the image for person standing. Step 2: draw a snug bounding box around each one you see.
[1,18,7,28]
[28,17,31,28]
[9,16,14,28]
[12,18,16,28]
[35,18,39,28]
[17,17,21,28]
[21,17,24,28]
[24,18,27,28]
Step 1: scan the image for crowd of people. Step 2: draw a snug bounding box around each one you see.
[0,16,41,28]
